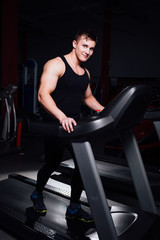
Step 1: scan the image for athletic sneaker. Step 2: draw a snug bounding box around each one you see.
[66,204,94,223]
[31,190,47,214]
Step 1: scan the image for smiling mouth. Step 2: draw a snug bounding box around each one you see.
[82,54,88,58]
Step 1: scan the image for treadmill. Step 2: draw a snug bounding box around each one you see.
[0,84,160,240]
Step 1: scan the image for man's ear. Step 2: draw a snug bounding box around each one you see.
[72,40,77,49]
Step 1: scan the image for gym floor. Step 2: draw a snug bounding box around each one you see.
[0,135,103,240]
[0,135,44,240]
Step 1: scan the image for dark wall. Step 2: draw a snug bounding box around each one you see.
[18,1,160,83]
[109,5,160,78]
[18,5,104,83]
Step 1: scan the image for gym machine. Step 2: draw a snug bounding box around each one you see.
[0,84,18,155]
[0,84,159,239]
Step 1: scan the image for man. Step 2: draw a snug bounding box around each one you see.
[31,29,104,222]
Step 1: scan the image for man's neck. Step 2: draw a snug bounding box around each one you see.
[64,51,84,75]
[66,51,81,67]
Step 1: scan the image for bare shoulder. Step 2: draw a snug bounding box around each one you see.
[43,57,65,76]
[48,56,64,65]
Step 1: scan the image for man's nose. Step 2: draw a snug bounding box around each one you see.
[85,48,90,55]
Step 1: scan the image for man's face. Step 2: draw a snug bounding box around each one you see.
[73,35,96,62]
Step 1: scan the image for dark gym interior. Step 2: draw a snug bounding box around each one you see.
[1,0,160,239]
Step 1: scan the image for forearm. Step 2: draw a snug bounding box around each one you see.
[83,95,104,112]
[38,91,77,133]
[38,93,66,123]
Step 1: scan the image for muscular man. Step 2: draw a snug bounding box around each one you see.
[31,29,104,222]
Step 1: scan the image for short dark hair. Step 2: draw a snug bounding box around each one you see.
[74,28,98,43]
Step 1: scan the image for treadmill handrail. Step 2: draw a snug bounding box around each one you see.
[29,84,152,140]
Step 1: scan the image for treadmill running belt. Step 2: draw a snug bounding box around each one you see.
[0,177,95,239]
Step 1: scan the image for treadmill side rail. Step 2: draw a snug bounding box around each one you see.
[119,128,158,215]
[72,141,118,240]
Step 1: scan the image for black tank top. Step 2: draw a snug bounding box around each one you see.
[50,55,89,119]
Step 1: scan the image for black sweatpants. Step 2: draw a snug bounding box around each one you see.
[36,136,84,203]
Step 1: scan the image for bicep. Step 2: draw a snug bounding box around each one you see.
[39,71,58,95]
[39,59,63,95]
[83,68,92,99]
[83,84,92,100]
